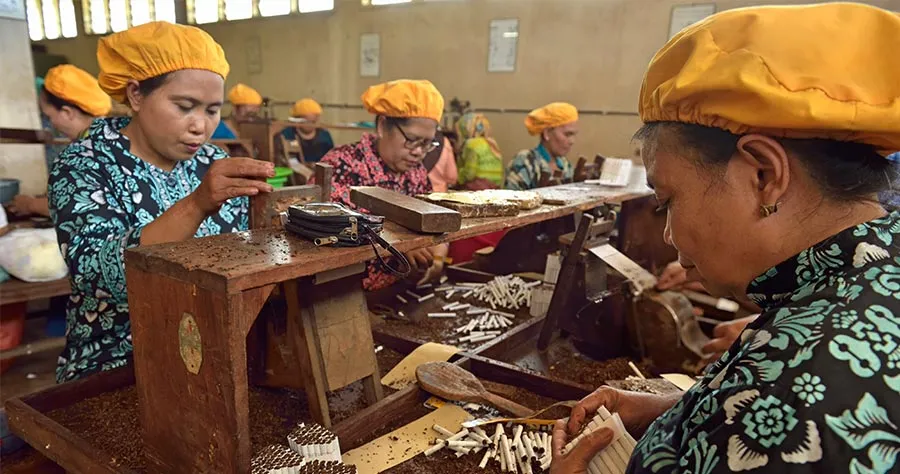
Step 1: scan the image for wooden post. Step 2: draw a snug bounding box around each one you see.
[315,162,333,203]
[537,213,594,350]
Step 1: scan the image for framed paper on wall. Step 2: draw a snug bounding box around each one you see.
[488,18,518,73]
[360,33,380,78]
[668,4,716,39]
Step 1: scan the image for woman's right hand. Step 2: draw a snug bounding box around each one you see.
[566,386,677,439]
[656,260,706,292]
[190,158,274,215]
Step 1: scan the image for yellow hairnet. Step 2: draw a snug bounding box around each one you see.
[228,83,263,106]
[44,64,111,117]
[97,21,229,104]
[361,80,444,122]
[640,3,900,153]
[525,103,579,136]
[291,98,323,117]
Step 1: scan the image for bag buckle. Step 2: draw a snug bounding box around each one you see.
[345,216,359,242]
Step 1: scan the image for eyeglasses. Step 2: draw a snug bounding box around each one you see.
[395,125,440,152]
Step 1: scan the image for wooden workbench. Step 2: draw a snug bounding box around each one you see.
[0,278,70,305]
[97,179,653,473]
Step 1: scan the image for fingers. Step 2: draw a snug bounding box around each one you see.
[568,390,609,435]
[568,428,614,466]
[217,158,275,178]
[551,419,568,458]
[701,337,732,356]
[712,321,732,338]
[223,179,274,194]
[684,281,707,292]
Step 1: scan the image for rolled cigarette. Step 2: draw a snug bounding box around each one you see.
[468,307,489,315]
[458,282,482,288]
[448,429,470,442]
[417,283,433,290]
[608,439,631,471]
[433,424,454,438]
[396,295,408,304]
[435,286,453,292]
[501,435,515,473]
[447,291,456,299]
[628,361,645,380]
[451,303,471,311]
[463,291,474,298]
[443,302,458,311]
[428,312,457,318]
[525,280,542,288]
[447,440,481,448]
[479,448,494,468]
[418,293,435,303]
[440,275,448,284]
[493,424,505,447]
[375,345,384,353]
[523,434,536,460]
[406,290,422,300]
[468,430,491,445]
[468,334,496,343]
[495,310,516,319]
[424,440,446,456]
[473,427,490,440]
[512,425,524,447]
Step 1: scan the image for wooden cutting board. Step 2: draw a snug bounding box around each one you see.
[350,186,462,233]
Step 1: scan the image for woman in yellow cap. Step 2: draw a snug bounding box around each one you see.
[506,102,579,190]
[316,79,449,290]
[281,98,334,162]
[9,65,111,218]
[552,4,900,473]
[211,83,263,139]
[47,22,274,383]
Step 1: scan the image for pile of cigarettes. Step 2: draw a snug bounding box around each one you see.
[441,276,541,311]
[425,422,554,473]
[251,423,355,474]
[287,422,342,463]
[562,407,636,474]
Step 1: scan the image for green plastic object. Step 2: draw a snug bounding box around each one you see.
[266,167,293,188]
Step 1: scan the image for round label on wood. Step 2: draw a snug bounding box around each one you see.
[178,312,202,374]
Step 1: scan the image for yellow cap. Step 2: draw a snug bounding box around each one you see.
[228,83,263,106]
[525,103,578,136]
[44,64,111,117]
[291,98,323,117]
[361,79,444,122]
[640,3,900,153]
[97,21,229,104]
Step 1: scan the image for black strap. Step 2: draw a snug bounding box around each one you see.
[362,226,411,278]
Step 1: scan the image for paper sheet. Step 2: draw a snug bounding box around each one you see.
[342,404,470,474]
[380,342,459,390]
[588,244,658,295]
[661,373,698,391]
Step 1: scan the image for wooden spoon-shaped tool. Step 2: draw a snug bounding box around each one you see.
[416,362,533,418]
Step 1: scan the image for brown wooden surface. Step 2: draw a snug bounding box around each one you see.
[126,180,651,295]
[249,185,320,229]
[316,162,333,203]
[0,278,70,305]
[350,187,462,234]
[211,138,255,158]
[126,265,274,474]
[0,128,53,144]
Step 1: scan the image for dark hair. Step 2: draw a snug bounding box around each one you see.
[634,122,896,202]
[136,73,171,99]
[42,88,89,115]
[380,116,411,130]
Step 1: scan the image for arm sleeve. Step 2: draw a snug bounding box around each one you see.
[49,162,141,303]
[504,152,534,191]
[458,143,479,185]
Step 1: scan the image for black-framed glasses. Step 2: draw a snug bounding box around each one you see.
[395,125,440,152]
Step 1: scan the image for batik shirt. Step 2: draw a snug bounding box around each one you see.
[629,211,900,473]
[49,117,248,383]
[318,133,432,290]
[505,144,573,190]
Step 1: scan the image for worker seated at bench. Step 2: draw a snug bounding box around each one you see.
[281,98,334,163]
[9,65,111,218]
[211,83,262,139]
[506,103,578,191]
[551,4,900,473]
[48,22,272,383]
[312,79,449,290]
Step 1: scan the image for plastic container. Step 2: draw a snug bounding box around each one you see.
[0,302,26,374]
[266,167,293,189]
[0,178,20,205]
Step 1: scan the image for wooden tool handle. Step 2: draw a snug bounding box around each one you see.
[482,391,534,418]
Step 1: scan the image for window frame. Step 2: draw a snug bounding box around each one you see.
[26,0,80,40]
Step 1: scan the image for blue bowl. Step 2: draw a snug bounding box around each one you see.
[0,179,20,205]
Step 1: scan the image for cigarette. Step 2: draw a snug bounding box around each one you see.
[628,362,646,380]
[418,293,435,303]
[493,424,505,447]
[433,424,454,438]
[501,435,515,473]
[525,280,542,288]
[446,291,456,299]
[458,282,482,288]
[448,429,470,442]
[375,345,383,353]
[451,303,471,311]
[473,427,490,441]
[447,440,481,448]
[523,434,536,460]
[396,295,408,304]
[440,276,448,284]
[435,286,453,292]
[428,312,457,318]
[479,448,493,468]
[468,307,489,315]
[424,440,446,456]
[463,291,474,298]
[443,302,458,311]
[406,290,422,300]
[467,334,496,343]
[417,283,433,290]
[512,425,524,447]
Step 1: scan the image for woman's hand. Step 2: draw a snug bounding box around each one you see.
[9,195,41,216]
[702,314,758,362]
[551,422,614,474]
[189,158,274,215]
[405,247,434,271]
[567,387,676,439]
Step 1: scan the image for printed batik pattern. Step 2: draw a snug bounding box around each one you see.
[628,211,900,473]
[318,133,432,290]
[49,117,248,383]
[505,144,574,191]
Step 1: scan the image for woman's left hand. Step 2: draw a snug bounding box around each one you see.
[551,420,614,474]
[417,260,444,286]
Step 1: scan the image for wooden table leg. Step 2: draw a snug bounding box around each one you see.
[284,278,332,427]
[361,371,384,405]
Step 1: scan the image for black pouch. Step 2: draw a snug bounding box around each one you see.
[285,203,411,277]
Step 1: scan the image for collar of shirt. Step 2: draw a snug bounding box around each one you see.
[90,116,196,177]
[746,210,899,310]
[534,143,567,170]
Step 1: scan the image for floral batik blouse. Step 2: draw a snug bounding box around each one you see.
[629,211,900,474]
[317,133,432,291]
[49,117,248,383]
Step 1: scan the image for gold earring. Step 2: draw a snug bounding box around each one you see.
[760,202,781,217]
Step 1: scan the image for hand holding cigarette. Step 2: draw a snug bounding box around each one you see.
[550,422,613,474]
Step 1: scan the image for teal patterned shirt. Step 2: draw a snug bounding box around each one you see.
[48,117,248,383]
[505,143,574,190]
[630,211,900,473]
